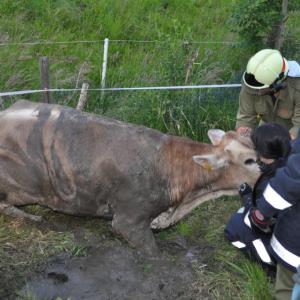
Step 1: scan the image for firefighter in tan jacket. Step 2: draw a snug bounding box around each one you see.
[236,49,300,140]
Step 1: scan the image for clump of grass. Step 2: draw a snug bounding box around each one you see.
[225,260,273,300]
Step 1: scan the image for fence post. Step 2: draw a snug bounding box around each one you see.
[0,96,4,110]
[76,82,89,111]
[39,56,51,103]
[101,38,109,98]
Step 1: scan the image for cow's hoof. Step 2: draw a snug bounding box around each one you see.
[151,212,171,230]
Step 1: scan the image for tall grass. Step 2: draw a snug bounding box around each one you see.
[225,260,273,300]
[0,0,248,142]
[0,1,249,119]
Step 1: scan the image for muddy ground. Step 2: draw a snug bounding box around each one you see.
[19,240,210,300]
[1,209,220,300]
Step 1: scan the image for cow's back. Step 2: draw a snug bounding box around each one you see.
[0,101,168,215]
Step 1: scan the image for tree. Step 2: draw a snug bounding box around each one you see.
[229,0,299,51]
[267,0,288,50]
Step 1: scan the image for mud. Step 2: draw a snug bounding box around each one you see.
[19,238,211,300]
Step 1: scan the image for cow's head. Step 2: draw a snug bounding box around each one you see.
[193,129,260,188]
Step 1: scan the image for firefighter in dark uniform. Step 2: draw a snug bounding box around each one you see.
[236,49,300,140]
[225,123,291,265]
[226,123,300,299]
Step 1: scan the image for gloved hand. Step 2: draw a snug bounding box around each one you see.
[239,182,252,196]
[239,182,253,209]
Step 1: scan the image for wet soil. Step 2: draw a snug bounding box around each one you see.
[20,240,210,300]
[2,213,215,300]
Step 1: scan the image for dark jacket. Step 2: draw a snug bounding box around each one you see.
[256,133,300,272]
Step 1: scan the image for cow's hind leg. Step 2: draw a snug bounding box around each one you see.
[0,203,42,222]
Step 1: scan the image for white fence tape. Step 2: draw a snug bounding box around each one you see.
[0,84,242,97]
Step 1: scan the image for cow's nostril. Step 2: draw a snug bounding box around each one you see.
[244,158,256,165]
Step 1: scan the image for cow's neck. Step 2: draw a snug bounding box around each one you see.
[159,136,222,204]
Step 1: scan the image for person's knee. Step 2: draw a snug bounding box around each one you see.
[224,212,244,242]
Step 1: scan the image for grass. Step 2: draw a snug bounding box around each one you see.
[0,0,250,119]
[225,260,273,300]
[0,214,75,298]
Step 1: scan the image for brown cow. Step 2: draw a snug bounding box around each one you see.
[0,100,260,254]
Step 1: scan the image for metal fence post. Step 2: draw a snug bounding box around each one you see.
[101,38,109,98]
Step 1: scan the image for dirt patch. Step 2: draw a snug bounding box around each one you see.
[19,237,211,300]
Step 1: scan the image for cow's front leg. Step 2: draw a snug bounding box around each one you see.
[0,203,42,222]
[112,212,158,255]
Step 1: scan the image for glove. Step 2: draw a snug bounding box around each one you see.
[239,182,252,196]
[248,207,274,234]
[239,183,253,209]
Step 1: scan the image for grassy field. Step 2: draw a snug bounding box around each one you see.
[0,1,300,299]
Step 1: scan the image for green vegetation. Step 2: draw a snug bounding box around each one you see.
[0,0,249,142]
[230,0,300,56]
[1,1,300,299]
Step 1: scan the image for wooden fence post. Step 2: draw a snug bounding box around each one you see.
[39,56,51,103]
[76,82,89,111]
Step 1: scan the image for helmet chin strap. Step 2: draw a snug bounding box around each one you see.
[258,81,287,96]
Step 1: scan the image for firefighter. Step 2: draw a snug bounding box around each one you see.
[226,123,300,299]
[225,123,291,267]
[254,130,300,299]
[236,49,300,140]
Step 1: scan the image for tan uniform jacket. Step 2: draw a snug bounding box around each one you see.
[236,77,300,137]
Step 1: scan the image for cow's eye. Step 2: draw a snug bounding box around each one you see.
[244,158,256,165]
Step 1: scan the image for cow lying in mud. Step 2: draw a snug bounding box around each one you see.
[0,100,260,254]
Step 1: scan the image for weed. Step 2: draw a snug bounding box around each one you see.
[70,245,88,257]
[225,260,273,300]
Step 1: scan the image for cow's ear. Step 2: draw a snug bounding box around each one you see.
[208,129,225,146]
[193,154,227,171]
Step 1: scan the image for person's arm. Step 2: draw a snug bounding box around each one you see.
[236,86,258,134]
[256,152,300,218]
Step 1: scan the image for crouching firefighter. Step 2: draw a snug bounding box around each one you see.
[225,123,291,266]
[226,122,300,299]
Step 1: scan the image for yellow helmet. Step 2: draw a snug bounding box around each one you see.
[243,49,289,89]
